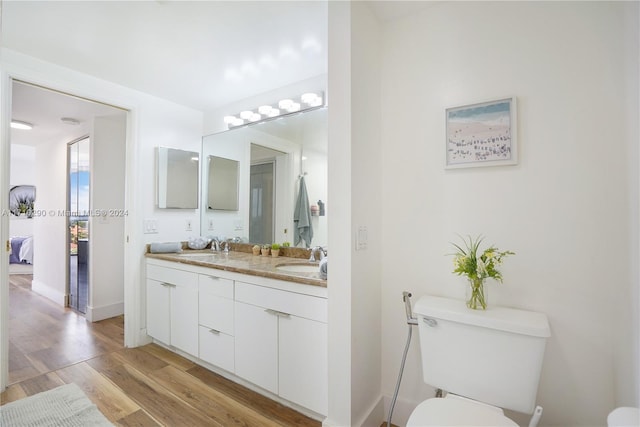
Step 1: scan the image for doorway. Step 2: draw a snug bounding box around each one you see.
[249,161,275,244]
[3,79,129,389]
[67,136,90,313]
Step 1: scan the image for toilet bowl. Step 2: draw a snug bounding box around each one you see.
[407,394,518,427]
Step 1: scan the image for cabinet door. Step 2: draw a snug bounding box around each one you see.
[146,279,171,344]
[279,315,328,415]
[170,282,199,356]
[234,301,278,394]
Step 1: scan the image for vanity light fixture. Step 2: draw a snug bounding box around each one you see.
[224,91,324,129]
[10,120,33,130]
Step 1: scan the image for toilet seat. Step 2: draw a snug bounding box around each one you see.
[407,395,519,427]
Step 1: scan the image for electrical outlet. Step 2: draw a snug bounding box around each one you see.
[144,219,158,234]
[185,219,192,231]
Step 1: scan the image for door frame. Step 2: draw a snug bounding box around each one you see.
[0,70,141,391]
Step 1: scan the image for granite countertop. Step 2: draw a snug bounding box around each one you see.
[145,249,327,288]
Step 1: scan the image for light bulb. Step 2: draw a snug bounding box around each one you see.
[240,110,253,120]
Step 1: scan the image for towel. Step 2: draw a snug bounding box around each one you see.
[150,242,183,253]
[319,257,328,280]
[293,176,313,248]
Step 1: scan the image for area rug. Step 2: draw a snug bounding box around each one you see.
[0,383,113,426]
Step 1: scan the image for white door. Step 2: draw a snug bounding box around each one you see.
[170,282,199,356]
[146,279,170,344]
[279,315,328,415]
[234,301,278,394]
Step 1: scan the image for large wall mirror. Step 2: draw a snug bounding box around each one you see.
[157,147,199,209]
[201,107,327,247]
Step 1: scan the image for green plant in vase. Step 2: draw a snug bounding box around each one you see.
[451,235,514,310]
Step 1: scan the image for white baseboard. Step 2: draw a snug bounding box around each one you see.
[86,301,124,322]
[381,394,421,427]
[31,279,66,306]
[358,396,385,427]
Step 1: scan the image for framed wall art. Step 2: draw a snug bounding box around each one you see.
[9,185,36,217]
[445,97,517,169]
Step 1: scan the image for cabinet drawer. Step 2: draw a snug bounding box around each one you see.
[147,264,197,288]
[198,274,233,299]
[199,290,234,335]
[199,326,234,373]
[235,282,327,323]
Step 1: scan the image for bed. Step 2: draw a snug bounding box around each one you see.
[9,236,33,264]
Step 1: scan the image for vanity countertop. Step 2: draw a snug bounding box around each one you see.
[145,250,327,288]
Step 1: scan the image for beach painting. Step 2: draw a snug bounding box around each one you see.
[446,97,517,168]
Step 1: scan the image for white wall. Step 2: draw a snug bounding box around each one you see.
[377,2,639,427]
[9,144,35,237]
[32,136,67,305]
[350,2,384,426]
[325,2,353,425]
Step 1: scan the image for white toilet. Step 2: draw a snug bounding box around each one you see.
[407,295,551,427]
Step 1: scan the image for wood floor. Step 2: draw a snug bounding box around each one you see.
[1,274,321,426]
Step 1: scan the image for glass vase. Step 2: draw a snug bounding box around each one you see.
[466,277,488,310]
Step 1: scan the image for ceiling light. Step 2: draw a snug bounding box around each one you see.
[11,120,33,130]
[240,110,253,120]
[60,117,81,126]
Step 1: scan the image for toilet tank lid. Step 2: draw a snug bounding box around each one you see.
[414,295,551,338]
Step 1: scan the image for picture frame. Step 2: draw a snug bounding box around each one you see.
[445,96,517,169]
[9,185,36,218]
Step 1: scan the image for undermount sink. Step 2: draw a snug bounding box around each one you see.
[177,252,217,259]
[276,263,320,273]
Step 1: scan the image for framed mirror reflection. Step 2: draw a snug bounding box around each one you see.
[201,107,327,247]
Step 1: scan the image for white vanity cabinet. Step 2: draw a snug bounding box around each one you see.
[146,263,199,356]
[145,257,327,417]
[234,281,328,415]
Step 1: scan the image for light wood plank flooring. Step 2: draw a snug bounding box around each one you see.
[2,274,321,426]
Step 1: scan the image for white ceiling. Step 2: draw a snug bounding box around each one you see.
[2,1,329,112]
[11,81,125,147]
[2,1,433,148]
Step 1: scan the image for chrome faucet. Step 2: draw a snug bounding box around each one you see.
[309,246,326,262]
[211,238,221,251]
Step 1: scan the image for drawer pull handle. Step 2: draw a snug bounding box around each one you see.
[265,309,291,318]
[207,276,220,280]
[208,328,221,334]
[161,283,176,288]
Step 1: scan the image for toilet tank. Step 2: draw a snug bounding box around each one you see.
[413,295,550,414]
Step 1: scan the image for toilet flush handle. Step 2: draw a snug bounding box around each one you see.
[422,317,438,327]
